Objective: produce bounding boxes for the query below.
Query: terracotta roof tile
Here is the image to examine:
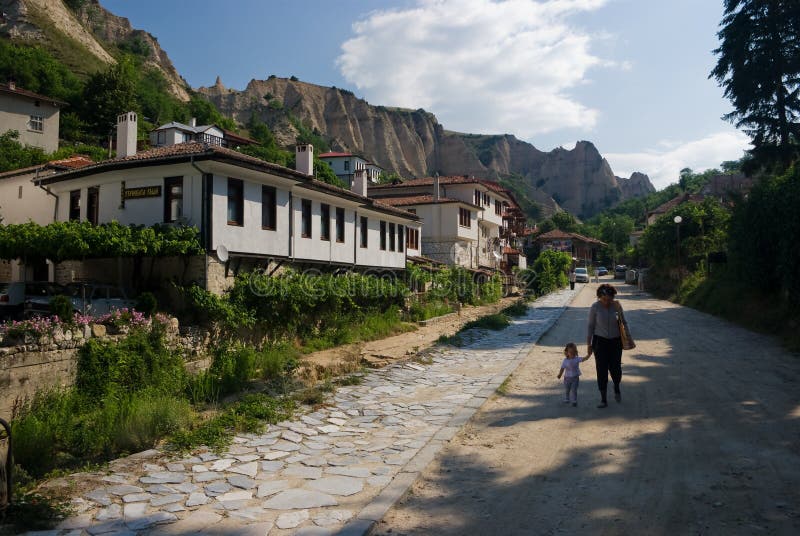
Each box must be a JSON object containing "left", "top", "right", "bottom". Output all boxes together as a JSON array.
[
  {"left": 376, "top": 194, "right": 476, "bottom": 207},
  {"left": 0, "top": 83, "right": 67, "bottom": 106}
]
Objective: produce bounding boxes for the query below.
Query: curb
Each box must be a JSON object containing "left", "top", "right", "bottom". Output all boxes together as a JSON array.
[{"left": 336, "top": 290, "right": 577, "bottom": 535}]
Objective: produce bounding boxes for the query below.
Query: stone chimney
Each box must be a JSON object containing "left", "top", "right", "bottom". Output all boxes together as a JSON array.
[
  {"left": 433, "top": 173, "right": 440, "bottom": 201},
  {"left": 295, "top": 144, "right": 314, "bottom": 176},
  {"left": 189, "top": 117, "right": 197, "bottom": 127},
  {"left": 116, "top": 111, "right": 138, "bottom": 159},
  {"left": 352, "top": 169, "right": 368, "bottom": 197}
]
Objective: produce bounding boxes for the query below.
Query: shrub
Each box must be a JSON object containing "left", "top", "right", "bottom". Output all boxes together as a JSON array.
[
  {"left": 113, "top": 391, "right": 192, "bottom": 453},
  {"left": 136, "top": 291, "right": 158, "bottom": 316},
  {"left": 49, "top": 295, "right": 75, "bottom": 324}
]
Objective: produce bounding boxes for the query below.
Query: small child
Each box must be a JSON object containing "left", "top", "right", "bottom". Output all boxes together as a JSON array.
[{"left": 557, "top": 342, "right": 591, "bottom": 406}]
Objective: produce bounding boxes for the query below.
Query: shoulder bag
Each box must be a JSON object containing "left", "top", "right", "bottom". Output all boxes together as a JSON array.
[{"left": 615, "top": 301, "right": 635, "bottom": 350}]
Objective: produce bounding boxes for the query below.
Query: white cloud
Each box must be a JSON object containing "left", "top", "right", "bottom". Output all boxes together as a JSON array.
[
  {"left": 605, "top": 130, "right": 752, "bottom": 190},
  {"left": 337, "top": 0, "right": 610, "bottom": 138}
]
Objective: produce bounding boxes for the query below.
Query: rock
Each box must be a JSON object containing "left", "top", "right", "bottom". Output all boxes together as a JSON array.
[
  {"left": 186, "top": 492, "right": 210, "bottom": 506},
  {"left": 95, "top": 503, "right": 122, "bottom": 521},
  {"left": 108, "top": 484, "right": 144, "bottom": 496},
  {"left": 228, "top": 461, "right": 258, "bottom": 478},
  {"left": 256, "top": 480, "right": 291, "bottom": 498},
  {"left": 91, "top": 324, "right": 107, "bottom": 338},
  {"left": 263, "top": 489, "right": 338, "bottom": 509},
  {"left": 313, "top": 509, "right": 353, "bottom": 526},
  {"left": 276, "top": 509, "right": 310, "bottom": 529},
  {"left": 283, "top": 466, "right": 323, "bottom": 479},
  {"left": 306, "top": 476, "right": 364, "bottom": 496},
  {"left": 227, "top": 475, "right": 257, "bottom": 489}
]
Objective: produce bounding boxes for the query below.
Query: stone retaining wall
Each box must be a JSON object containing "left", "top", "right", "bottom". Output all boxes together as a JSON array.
[{"left": 0, "top": 320, "right": 210, "bottom": 418}]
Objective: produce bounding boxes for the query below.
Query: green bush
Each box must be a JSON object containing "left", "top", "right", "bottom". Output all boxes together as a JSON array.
[
  {"left": 136, "top": 291, "right": 158, "bottom": 316},
  {"left": 461, "top": 313, "right": 510, "bottom": 332},
  {"left": 50, "top": 295, "right": 75, "bottom": 324},
  {"left": 407, "top": 298, "right": 452, "bottom": 321},
  {"left": 113, "top": 392, "right": 192, "bottom": 453}
]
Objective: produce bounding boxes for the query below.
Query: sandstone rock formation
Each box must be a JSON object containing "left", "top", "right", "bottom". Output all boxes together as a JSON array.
[
  {"left": 0, "top": 0, "right": 189, "bottom": 100},
  {"left": 198, "top": 77, "right": 654, "bottom": 218}
]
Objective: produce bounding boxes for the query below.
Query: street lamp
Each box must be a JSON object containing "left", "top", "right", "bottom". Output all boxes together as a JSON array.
[{"left": 673, "top": 215, "right": 682, "bottom": 283}]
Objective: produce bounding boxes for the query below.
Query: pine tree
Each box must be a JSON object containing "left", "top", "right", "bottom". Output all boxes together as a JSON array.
[{"left": 710, "top": 0, "right": 800, "bottom": 169}]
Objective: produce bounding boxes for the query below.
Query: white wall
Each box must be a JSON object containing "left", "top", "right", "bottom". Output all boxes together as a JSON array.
[{"left": 0, "top": 171, "right": 56, "bottom": 224}]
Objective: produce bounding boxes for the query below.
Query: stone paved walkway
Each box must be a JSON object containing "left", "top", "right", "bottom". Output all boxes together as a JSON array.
[{"left": 29, "top": 288, "right": 577, "bottom": 536}]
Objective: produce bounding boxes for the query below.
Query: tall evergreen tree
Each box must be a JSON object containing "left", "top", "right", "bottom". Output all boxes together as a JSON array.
[{"left": 710, "top": 0, "right": 800, "bottom": 169}]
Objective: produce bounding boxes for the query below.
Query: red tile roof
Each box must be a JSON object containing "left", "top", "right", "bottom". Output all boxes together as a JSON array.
[
  {"left": 0, "top": 83, "right": 67, "bottom": 106},
  {"left": 376, "top": 194, "right": 481, "bottom": 209},
  {"left": 536, "top": 229, "right": 607, "bottom": 247},
  {"left": 318, "top": 152, "right": 354, "bottom": 158},
  {"left": 648, "top": 193, "right": 705, "bottom": 217},
  {"left": 371, "top": 175, "right": 520, "bottom": 208},
  {"left": 48, "top": 155, "right": 95, "bottom": 170}
]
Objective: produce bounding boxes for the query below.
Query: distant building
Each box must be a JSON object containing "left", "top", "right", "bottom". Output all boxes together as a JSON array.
[
  {"left": 369, "top": 175, "right": 529, "bottom": 271},
  {"left": 535, "top": 229, "right": 606, "bottom": 266},
  {"left": 646, "top": 193, "right": 706, "bottom": 226},
  {"left": 0, "top": 81, "right": 65, "bottom": 153},
  {"left": 150, "top": 119, "right": 256, "bottom": 149},
  {"left": 318, "top": 152, "right": 382, "bottom": 187},
  {"left": 699, "top": 172, "right": 754, "bottom": 201}
]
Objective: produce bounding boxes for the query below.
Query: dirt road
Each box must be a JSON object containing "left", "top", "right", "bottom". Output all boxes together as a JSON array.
[{"left": 376, "top": 282, "right": 800, "bottom": 535}]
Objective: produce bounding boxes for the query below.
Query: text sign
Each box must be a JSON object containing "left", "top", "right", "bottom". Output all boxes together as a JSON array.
[{"left": 123, "top": 186, "right": 162, "bottom": 200}]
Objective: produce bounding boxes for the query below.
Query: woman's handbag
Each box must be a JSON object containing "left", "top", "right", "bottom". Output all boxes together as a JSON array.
[{"left": 615, "top": 302, "right": 636, "bottom": 350}]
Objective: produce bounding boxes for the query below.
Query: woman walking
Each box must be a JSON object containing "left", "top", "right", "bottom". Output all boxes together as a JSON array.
[{"left": 586, "top": 284, "right": 630, "bottom": 408}]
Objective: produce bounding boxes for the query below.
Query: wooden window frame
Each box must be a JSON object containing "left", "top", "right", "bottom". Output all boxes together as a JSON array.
[
  {"left": 459, "top": 207, "right": 471, "bottom": 228},
  {"left": 164, "top": 176, "right": 183, "bottom": 223},
  {"left": 320, "top": 203, "right": 331, "bottom": 241},
  {"left": 301, "top": 199, "right": 312, "bottom": 238},
  {"left": 227, "top": 178, "right": 244, "bottom": 226},
  {"left": 360, "top": 216, "right": 368, "bottom": 248},
  {"left": 336, "top": 207, "right": 345, "bottom": 243},
  {"left": 380, "top": 221, "right": 387, "bottom": 251},
  {"left": 261, "top": 185, "right": 277, "bottom": 230}
]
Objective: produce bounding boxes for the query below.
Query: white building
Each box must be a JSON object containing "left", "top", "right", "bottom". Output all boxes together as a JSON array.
[
  {"left": 370, "top": 175, "right": 525, "bottom": 270},
  {"left": 35, "top": 116, "right": 421, "bottom": 292},
  {"left": 318, "top": 152, "right": 382, "bottom": 187},
  {"left": 0, "top": 82, "right": 65, "bottom": 153},
  {"left": 150, "top": 119, "right": 256, "bottom": 149}
]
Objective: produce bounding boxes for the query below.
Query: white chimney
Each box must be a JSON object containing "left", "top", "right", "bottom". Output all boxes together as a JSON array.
[
  {"left": 352, "top": 169, "right": 368, "bottom": 197},
  {"left": 116, "top": 111, "right": 137, "bottom": 159},
  {"left": 190, "top": 117, "right": 197, "bottom": 127},
  {"left": 433, "top": 173, "right": 440, "bottom": 201},
  {"left": 295, "top": 144, "right": 313, "bottom": 176}
]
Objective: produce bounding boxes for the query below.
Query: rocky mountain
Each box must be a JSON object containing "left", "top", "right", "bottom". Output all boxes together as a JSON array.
[
  {"left": 198, "top": 76, "right": 654, "bottom": 218},
  {"left": 0, "top": 0, "right": 189, "bottom": 100}
]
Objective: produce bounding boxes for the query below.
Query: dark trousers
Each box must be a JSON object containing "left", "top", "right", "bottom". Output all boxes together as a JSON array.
[
  {"left": 593, "top": 335, "right": 622, "bottom": 399},
  {"left": 570, "top": 281, "right": 575, "bottom": 290}
]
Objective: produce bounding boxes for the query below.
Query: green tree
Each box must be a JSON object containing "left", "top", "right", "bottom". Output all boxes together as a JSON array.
[
  {"left": 0, "top": 131, "right": 48, "bottom": 172},
  {"left": 549, "top": 211, "right": 578, "bottom": 232},
  {"left": 711, "top": 0, "right": 800, "bottom": 169},
  {"left": 82, "top": 58, "right": 139, "bottom": 136}
]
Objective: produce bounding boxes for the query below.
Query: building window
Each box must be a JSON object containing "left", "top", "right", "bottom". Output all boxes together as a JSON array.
[
  {"left": 344, "top": 160, "right": 350, "bottom": 171},
  {"left": 406, "top": 228, "right": 419, "bottom": 250},
  {"left": 459, "top": 207, "right": 471, "bottom": 228},
  {"left": 360, "top": 216, "right": 368, "bottom": 248},
  {"left": 389, "top": 223, "right": 396, "bottom": 251},
  {"left": 87, "top": 187, "right": 99, "bottom": 225},
  {"left": 380, "top": 221, "right": 387, "bottom": 250},
  {"left": 157, "top": 131, "right": 166, "bottom": 145},
  {"left": 336, "top": 207, "right": 345, "bottom": 242},
  {"left": 320, "top": 203, "right": 330, "bottom": 241},
  {"left": 398, "top": 225, "right": 404, "bottom": 252},
  {"left": 301, "top": 199, "right": 312, "bottom": 238},
  {"left": 227, "top": 178, "right": 244, "bottom": 226},
  {"left": 495, "top": 200, "right": 502, "bottom": 215},
  {"left": 484, "top": 193, "right": 490, "bottom": 205},
  {"left": 262, "top": 186, "right": 277, "bottom": 230},
  {"left": 28, "top": 115, "right": 43, "bottom": 132},
  {"left": 164, "top": 176, "right": 183, "bottom": 223},
  {"left": 474, "top": 189, "right": 481, "bottom": 206},
  {"left": 69, "top": 190, "right": 81, "bottom": 221}
]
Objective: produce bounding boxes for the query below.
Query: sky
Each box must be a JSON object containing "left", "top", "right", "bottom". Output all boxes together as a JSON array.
[{"left": 103, "top": 0, "right": 751, "bottom": 190}]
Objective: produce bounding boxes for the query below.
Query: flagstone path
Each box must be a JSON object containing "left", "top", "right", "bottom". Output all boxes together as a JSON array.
[{"left": 28, "top": 288, "right": 578, "bottom": 536}]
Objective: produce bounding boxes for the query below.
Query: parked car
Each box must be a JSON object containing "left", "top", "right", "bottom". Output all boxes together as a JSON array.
[
  {"left": 0, "top": 281, "right": 79, "bottom": 319},
  {"left": 66, "top": 282, "right": 136, "bottom": 316},
  {"left": 596, "top": 266, "right": 608, "bottom": 276},
  {"left": 614, "top": 265, "right": 627, "bottom": 279},
  {"left": 574, "top": 267, "right": 590, "bottom": 283}
]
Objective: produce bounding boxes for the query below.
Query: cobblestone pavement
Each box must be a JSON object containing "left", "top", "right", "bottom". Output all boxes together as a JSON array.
[{"left": 30, "top": 288, "right": 578, "bottom": 536}]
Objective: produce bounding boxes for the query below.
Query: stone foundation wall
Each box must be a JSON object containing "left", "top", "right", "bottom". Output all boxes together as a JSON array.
[
  {"left": 422, "top": 240, "right": 479, "bottom": 268},
  {"left": 55, "top": 255, "right": 208, "bottom": 289}
]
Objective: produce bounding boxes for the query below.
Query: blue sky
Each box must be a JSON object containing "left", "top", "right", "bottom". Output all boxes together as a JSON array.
[{"left": 103, "top": 0, "right": 750, "bottom": 189}]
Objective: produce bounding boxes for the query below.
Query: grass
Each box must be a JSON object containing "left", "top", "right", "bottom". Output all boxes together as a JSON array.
[
  {"left": 502, "top": 300, "right": 529, "bottom": 317},
  {"left": 436, "top": 333, "right": 464, "bottom": 347},
  {"left": 461, "top": 313, "right": 511, "bottom": 332},
  {"left": 407, "top": 299, "right": 454, "bottom": 322},
  {"left": 496, "top": 375, "right": 512, "bottom": 395},
  {"left": 300, "top": 308, "right": 416, "bottom": 354},
  {"left": 0, "top": 491, "right": 74, "bottom": 534}
]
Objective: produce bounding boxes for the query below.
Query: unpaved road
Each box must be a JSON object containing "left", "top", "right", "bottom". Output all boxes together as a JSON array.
[{"left": 375, "top": 282, "right": 800, "bottom": 536}]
